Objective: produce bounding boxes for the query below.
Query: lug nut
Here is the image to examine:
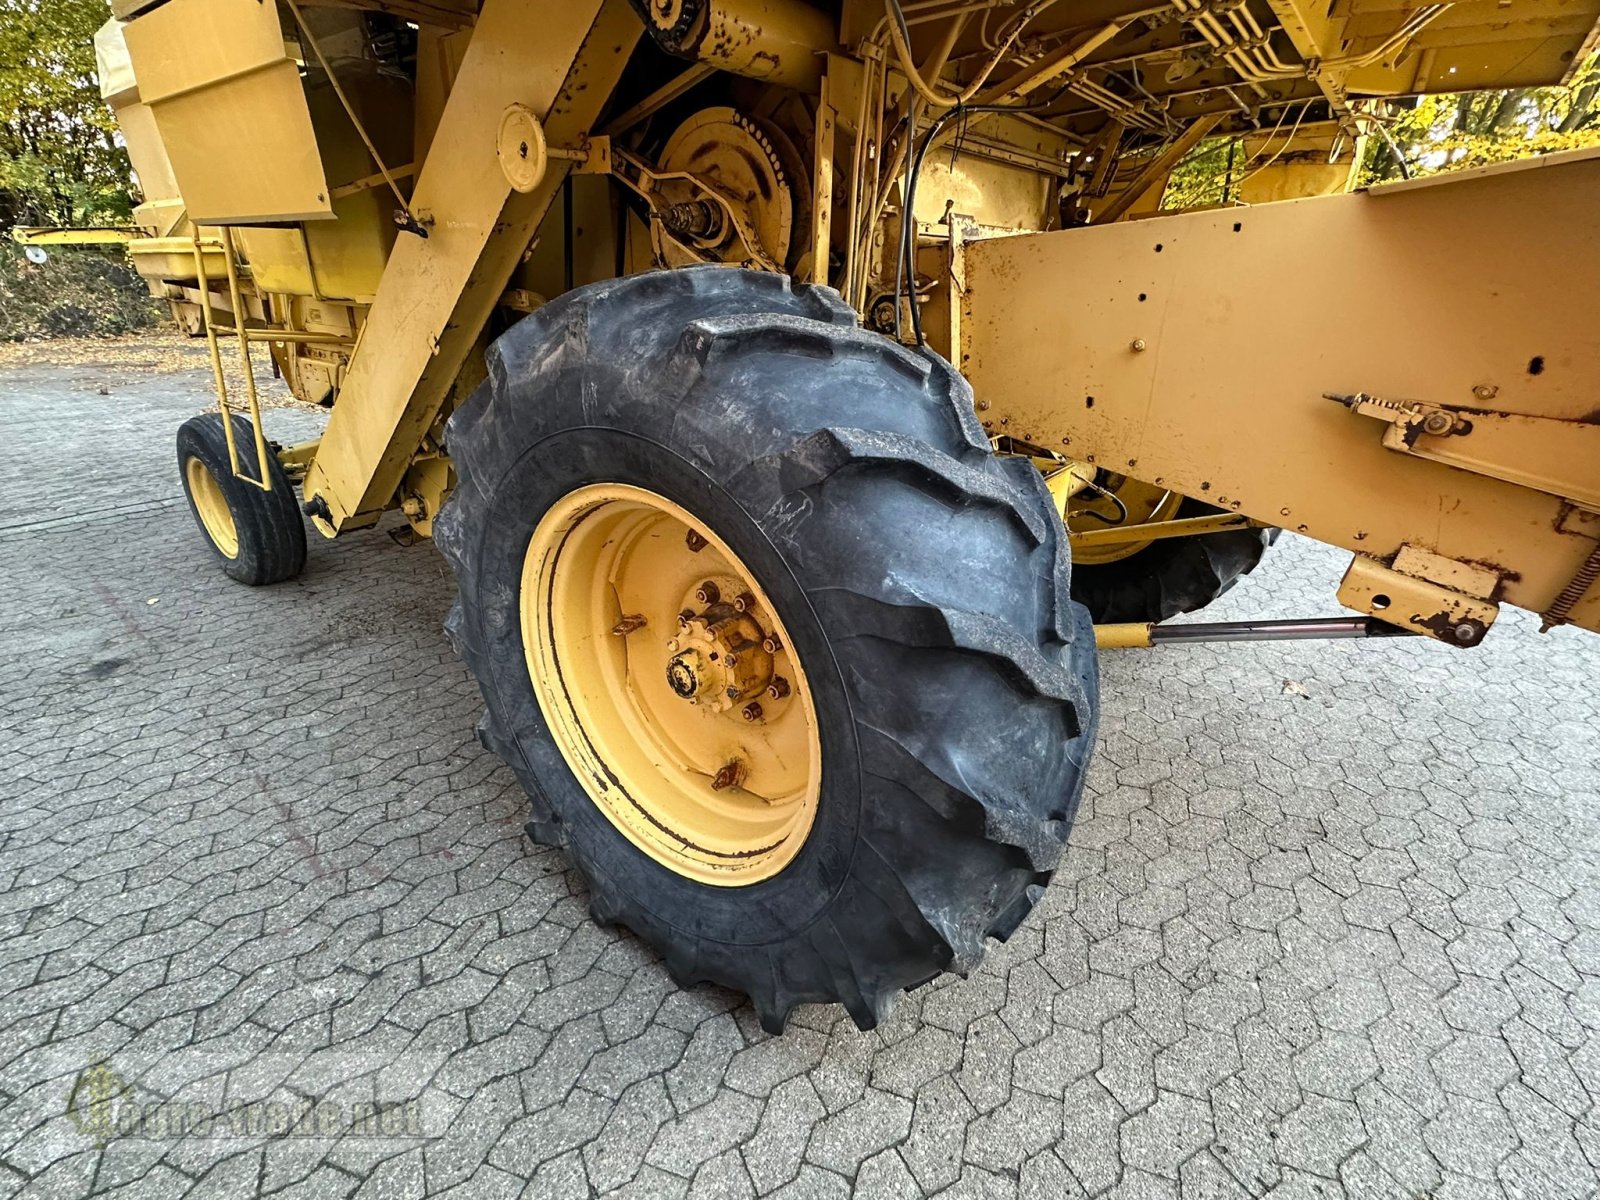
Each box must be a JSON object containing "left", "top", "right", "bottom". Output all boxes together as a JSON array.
[
  {"left": 695, "top": 581, "right": 721, "bottom": 605},
  {"left": 766, "top": 677, "right": 790, "bottom": 700},
  {"left": 742, "top": 702, "right": 763, "bottom": 722},
  {"left": 685, "top": 529, "right": 707, "bottom": 552},
  {"left": 761, "top": 635, "right": 782, "bottom": 654},
  {"left": 733, "top": 591, "right": 757, "bottom": 613},
  {"left": 711, "top": 759, "right": 746, "bottom": 790},
  {"left": 677, "top": 609, "right": 694, "bottom": 628}
]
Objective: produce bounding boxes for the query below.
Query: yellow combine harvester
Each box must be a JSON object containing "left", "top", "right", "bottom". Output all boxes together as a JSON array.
[{"left": 89, "top": 0, "right": 1598, "bottom": 1030}]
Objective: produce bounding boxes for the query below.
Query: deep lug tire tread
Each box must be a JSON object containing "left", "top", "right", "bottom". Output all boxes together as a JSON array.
[{"left": 435, "top": 267, "right": 1098, "bottom": 1033}]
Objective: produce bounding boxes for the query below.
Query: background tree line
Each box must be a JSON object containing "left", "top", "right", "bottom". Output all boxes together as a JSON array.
[
  {"left": 1, "top": 0, "right": 150, "bottom": 338},
  {"left": 1, "top": 0, "right": 132, "bottom": 228},
  {"left": 1162, "top": 53, "right": 1598, "bottom": 209}
]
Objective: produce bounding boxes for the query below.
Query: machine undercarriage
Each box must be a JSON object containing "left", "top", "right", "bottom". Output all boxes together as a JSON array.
[{"left": 45, "top": 0, "right": 1600, "bottom": 1027}]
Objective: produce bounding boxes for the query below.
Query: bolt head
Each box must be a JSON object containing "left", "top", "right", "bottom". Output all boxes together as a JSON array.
[
  {"left": 1454, "top": 622, "right": 1480, "bottom": 643},
  {"left": 761, "top": 636, "right": 782, "bottom": 654},
  {"left": 742, "top": 702, "right": 763, "bottom": 722},
  {"left": 766, "top": 676, "right": 790, "bottom": 700},
  {"left": 733, "top": 591, "right": 756, "bottom": 613},
  {"left": 695, "top": 581, "right": 720, "bottom": 605},
  {"left": 685, "top": 529, "right": 707, "bottom": 552},
  {"left": 1130, "top": 338, "right": 1147, "bottom": 352},
  {"left": 710, "top": 759, "right": 746, "bottom": 791}
]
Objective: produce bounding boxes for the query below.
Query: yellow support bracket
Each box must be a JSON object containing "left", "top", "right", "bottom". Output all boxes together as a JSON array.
[
  {"left": 1069, "top": 511, "right": 1263, "bottom": 549},
  {"left": 190, "top": 227, "right": 273, "bottom": 493},
  {"left": 11, "top": 227, "right": 137, "bottom": 247}
]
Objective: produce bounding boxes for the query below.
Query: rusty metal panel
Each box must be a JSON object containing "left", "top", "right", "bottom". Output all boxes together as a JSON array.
[
  {"left": 123, "top": 0, "right": 334, "bottom": 224},
  {"left": 960, "top": 150, "right": 1600, "bottom": 632}
]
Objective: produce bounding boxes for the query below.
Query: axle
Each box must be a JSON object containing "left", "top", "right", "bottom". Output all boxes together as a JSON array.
[{"left": 1096, "top": 617, "right": 1420, "bottom": 649}]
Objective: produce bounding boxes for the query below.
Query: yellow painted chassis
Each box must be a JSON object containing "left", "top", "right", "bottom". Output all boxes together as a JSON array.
[{"left": 102, "top": 0, "right": 1600, "bottom": 643}]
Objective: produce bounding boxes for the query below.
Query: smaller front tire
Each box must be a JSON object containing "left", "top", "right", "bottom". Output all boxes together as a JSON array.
[
  {"left": 1070, "top": 497, "right": 1276, "bottom": 624},
  {"left": 176, "top": 413, "right": 307, "bottom": 585}
]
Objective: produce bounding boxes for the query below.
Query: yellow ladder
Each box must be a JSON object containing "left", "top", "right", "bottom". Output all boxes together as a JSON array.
[{"left": 190, "top": 226, "right": 274, "bottom": 491}]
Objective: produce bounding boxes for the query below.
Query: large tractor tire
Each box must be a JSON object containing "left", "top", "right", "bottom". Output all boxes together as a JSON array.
[
  {"left": 176, "top": 412, "right": 307, "bottom": 586},
  {"left": 1070, "top": 497, "right": 1276, "bottom": 624},
  {"left": 434, "top": 268, "right": 1098, "bottom": 1033}
]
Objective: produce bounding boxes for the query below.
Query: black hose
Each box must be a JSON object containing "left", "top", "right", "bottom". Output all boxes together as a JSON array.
[{"left": 900, "top": 103, "right": 1041, "bottom": 348}]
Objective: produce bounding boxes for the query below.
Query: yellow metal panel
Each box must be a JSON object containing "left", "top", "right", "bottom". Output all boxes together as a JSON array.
[
  {"left": 235, "top": 194, "right": 394, "bottom": 303},
  {"left": 1338, "top": 557, "right": 1499, "bottom": 645},
  {"left": 113, "top": 102, "right": 182, "bottom": 209},
  {"left": 961, "top": 152, "right": 1600, "bottom": 633},
  {"left": 127, "top": 236, "right": 228, "bottom": 283},
  {"left": 302, "top": 0, "right": 639, "bottom": 526},
  {"left": 123, "top": 0, "right": 333, "bottom": 224}
]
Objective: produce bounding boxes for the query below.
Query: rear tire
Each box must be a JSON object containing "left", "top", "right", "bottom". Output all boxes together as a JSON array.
[
  {"left": 1070, "top": 498, "right": 1276, "bottom": 624},
  {"left": 176, "top": 413, "right": 307, "bottom": 586},
  {"left": 435, "top": 268, "right": 1099, "bottom": 1032}
]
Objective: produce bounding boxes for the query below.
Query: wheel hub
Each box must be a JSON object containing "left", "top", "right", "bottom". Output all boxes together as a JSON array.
[
  {"left": 520, "top": 484, "right": 821, "bottom": 886},
  {"left": 664, "top": 603, "right": 774, "bottom": 712},
  {"left": 665, "top": 649, "right": 706, "bottom": 700}
]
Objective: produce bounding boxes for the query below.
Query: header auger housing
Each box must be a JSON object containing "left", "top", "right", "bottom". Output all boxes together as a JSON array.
[{"left": 92, "top": 0, "right": 1600, "bottom": 1027}]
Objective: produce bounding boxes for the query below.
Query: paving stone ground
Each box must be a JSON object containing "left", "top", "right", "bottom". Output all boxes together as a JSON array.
[{"left": 2, "top": 342, "right": 1598, "bottom": 1200}]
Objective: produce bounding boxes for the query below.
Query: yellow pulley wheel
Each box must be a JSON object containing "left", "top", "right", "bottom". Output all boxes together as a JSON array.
[
  {"left": 521, "top": 484, "right": 821, "bottom": 886},
  {"left": 497, "top": 104, "right": 549, "bottom": 194}
]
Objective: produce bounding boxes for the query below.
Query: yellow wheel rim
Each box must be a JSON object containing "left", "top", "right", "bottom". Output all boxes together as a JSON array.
[
  {"left": 521, "top": 484, "right": 822, "bottom": 886},
  {"left": 1060, "top": 471, "right": 1184, "bottom": 565},
  {"left": 185, "top": 456, "right": 239, "bottom": 559}
]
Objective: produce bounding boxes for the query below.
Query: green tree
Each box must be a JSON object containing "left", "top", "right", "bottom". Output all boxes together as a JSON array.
[
  {"left": 1362, "top": 54, "right": 1600, "bottom": 182},
  {"left": 0, "top": 0, "right": 134, "bottom": 228},
  {"left": 1159, "top": 52, "right": 1599, "bottom": 208}
]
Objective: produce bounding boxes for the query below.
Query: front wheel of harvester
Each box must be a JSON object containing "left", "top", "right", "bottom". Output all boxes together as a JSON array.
[
  {"left": 1069, "top": 496, "right": 1277, "bottom": 624},
  {"left": 434, "top": 268, "right": 1099, "bottom": 1033},
  {"left": 176, "top": 413, "right": 307, "bottom": 585}
]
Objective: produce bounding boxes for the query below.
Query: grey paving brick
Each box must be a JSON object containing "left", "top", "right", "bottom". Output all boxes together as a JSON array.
[
  {"left": 2, "top": 349, "right": 1597, "bottom": 1200},
  {"left": 738, "top": 1074, "right": 825, "bottom": 1195},
  {"left": 804, "top": 1089, "right": 911, "bottom": 1176},
  {"left": 647, "top": 1087, "right": 763, "bottom": 1177},
  {"left": 1120, "top": 1089, "right": 1213, "bottom": 1179},
  {"left": 1273, "top": 1095, "right": 1366, "bottom": 1180}
]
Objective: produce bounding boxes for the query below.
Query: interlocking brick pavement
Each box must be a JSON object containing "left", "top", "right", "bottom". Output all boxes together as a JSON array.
[{"left": 1, "top": 343, "right": 1597, "bottom": 1199}]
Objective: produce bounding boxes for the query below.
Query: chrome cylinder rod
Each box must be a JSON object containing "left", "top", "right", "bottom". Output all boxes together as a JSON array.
[{"left": 1150, "top": 617, "right": 1415, "bottom": 644}]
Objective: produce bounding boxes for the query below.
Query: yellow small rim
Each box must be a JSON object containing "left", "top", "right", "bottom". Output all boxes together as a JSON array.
[
  {"left": 521, "top": 484, "right": 822, "bottom": 886},
  {"left": 185, "top": 456, "right": 239, "bottom": 559},
  {"left": 1062, "top": 472, "right": 1184, "bottom": 564}
]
